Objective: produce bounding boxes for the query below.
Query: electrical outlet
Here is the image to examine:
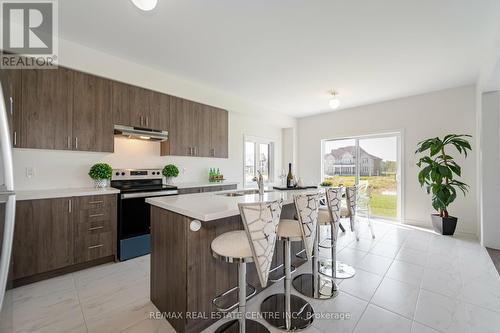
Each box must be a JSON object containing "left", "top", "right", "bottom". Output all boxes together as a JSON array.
[{"left": 26, "top": 167, "right": 35, "bottom": 178}]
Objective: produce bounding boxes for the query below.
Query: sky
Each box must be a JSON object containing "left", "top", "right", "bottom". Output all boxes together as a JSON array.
[{"left": 324, "top": 136, "right": 397, "bottom": 162}]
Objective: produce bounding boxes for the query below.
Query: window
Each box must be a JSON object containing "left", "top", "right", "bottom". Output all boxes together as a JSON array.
[
  {"left": 321, "top": 134, "right": 401, "bottom": 220},
  {"left": 244, "top": 136, "right": 274, "bottom": 186}
]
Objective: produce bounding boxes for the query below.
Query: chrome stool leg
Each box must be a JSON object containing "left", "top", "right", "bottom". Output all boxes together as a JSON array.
[
  {"left": 293, "top": 225, "right": 338, "bottom": 299},
  {"left": 261, "top": 240, "right": 314, "bottom": 330},
  {"left": 215, "top": 263, "right": 269, "bottom": 333},
  {"left": 319, "top": 221, "right": 355, "bottom": 280}
]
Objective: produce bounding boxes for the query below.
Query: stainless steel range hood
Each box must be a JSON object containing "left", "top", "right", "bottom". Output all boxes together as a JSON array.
[{"left": 113, "top": 125, "right": 168, "bottom": 142}]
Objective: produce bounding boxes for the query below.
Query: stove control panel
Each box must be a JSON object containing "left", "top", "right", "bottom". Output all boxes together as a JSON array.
[{"left": 112, "top": 169, "right": 163, "bottom": 180}]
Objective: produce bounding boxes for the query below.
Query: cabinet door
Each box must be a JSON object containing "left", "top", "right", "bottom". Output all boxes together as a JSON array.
[
  {"left": 73, "top": 72, "right": 113, "bottom": 152},
  {"left": 149, "top": 91, "right": 169, "bottom": 131},
  {"left": 111, "top": 81, "right": 131, "bottom": 127},
  {"left": 0, "top": 69, "right": 22, "bottom": 148},
  {"left": 210, "top": 107, "right": 228, "bottom": 158},
  {"left": 129, "top": 86, "right": 151, "bottom": 128},
  {"left": 13, "top": 198, "right": 74, "bottom": 279},
  {"left": 169, "top": 96, "right": 194, "bottom": 156},
  {"left": 21, "top": 68, "right": 73, "bottom": 150},
  {"left": 192, "top": 104, "right": 211, "bottom": 157}
]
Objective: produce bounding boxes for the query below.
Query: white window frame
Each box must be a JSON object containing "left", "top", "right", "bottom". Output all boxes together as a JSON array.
[{"left": 243, "top": 135, "right": 275, "bottom": 188}]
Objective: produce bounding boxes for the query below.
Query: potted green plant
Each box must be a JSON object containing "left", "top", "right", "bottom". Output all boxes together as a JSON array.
[
  {"left": 88, "top": 163, "right": 113, "bottom": 188},
  {"left": 162, "top": 164, "right": 179, "bottom": 184},
  {"left": 415, "top": 134, "right": 472, "bottom": 235}
]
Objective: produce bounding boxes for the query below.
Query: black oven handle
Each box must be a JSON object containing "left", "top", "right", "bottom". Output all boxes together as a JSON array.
[{"left": 121, "top": 190, "right": 178, "bottom": 199}]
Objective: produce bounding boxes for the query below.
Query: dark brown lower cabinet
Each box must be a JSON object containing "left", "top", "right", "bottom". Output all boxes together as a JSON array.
[
  {"left": 13, "top": 198, "right": 74, "bottom": 280},
  {"left": 12, "top": 194, "right": 117, "bottom": 285}
]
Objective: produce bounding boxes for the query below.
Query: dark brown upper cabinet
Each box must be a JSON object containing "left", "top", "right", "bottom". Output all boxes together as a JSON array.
[
  {"left": 111, "top": 81, "right": 131, "bottom": 127},
  {"left": 0, "top": 68, "right": 22, "bottom": 148},
  {"left": 21, "top": 68, "right": 73, "bottom": 150},
  {"left": 162, "top": 97, "right": 228, "bottom": 158},
  {"left": 129, "top": 86, "right": 151, "bottom": 128},
  {"left": 73, "top": 72, "right": 113, "bottom": 152},
  {"left": 112, "top": 83, "right": 169, "bottom": 131},
  {"left": 149, "top": 90, "right": 170, "bottom": 131},
  {"left": 209, "top": 106, "right": 229, "bottom": 158},
  {"left": 167, "top": 96, "right": 193, "bottom": 156}
]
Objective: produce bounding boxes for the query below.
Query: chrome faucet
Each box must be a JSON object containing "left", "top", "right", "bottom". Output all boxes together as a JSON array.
[{"left": 252, "top": 171, "right": 264, "bottom": 195}]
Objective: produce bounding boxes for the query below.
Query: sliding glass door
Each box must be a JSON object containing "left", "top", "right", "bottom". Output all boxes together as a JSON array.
[{"left": 322, "top": 133, "right": 402, "bottom": 221}]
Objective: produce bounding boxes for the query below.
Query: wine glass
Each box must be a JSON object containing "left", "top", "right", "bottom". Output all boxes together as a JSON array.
[{"left": 279, "top": 169, "right": 287, "bottom": 186}]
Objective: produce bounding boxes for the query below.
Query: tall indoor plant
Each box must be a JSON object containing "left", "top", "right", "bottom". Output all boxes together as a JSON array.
[{"left": 415, "top": 134, "right": 471, "bottom": 235}]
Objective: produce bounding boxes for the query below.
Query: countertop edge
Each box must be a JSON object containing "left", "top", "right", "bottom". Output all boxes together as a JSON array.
[{"left": 16, "top": 188, "right": 120, "bottom": 201}]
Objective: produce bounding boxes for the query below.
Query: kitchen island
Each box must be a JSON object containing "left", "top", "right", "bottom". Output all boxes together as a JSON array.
[{"left": 146, "top": 188, "right": 320, "bottom": 333}]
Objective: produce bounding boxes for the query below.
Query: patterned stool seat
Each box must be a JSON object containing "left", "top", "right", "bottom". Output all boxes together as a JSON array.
[
  {"left": 211, "top": 230, "right": 253, "bottom": 263},
  {"left": 277, "top": 219, "right": 302, "bottom": 241},
  {"left": 318, "top": 207, "right": 332, "bottom": 225}
]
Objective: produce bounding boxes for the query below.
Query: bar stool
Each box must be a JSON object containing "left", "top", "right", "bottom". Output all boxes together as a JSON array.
[
  {"left": 341, "top": 185, "right": 375, "bottom": 241},
  {"left": 261, "top": 193, "right": 319, "bottom": 331},
  {"left": 318, "top": 187, "right": 356, "bottom": 280},
  {"left": 211, "top": 199, "right": 283, "bottom": 333}
]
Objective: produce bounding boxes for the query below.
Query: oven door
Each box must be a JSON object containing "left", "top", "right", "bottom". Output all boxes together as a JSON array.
[{"left": 118, "top": 190, "right": 177, "bottom": 261}]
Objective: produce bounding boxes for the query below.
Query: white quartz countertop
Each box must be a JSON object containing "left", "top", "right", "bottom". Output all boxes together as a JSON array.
[
  {"left": 175, "top": 181, "right": 239, "bottom": 189},
  {"left": 146, "top": 188, "right": 321, "bottom": 221},
  {"left": 16, "top": 187, "right": 120, "bottom": 201}
]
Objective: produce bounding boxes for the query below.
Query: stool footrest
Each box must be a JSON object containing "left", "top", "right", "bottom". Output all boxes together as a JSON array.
[
  {"left": 318, "top": 237, "right": 334, "bottom": 249},
  {"left": 268, "top": 264, "right": 297, "bottom": 283},
  {"left": 295, "top": 249, "right": 308, "bottom": 260},
  {"left": 212, "top": 283, "right": 257, "bottom": 312}
]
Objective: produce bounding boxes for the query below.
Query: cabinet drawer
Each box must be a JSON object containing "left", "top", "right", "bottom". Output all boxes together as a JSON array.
[
  {"left": 76, "top": 218, "right": 114, "bottom": 234},
  {"left": 74, "top": 230, "right": 114, "bottom": 263},
  {"left": 77, "top": 194, "right": 116, "bottom": 210}
]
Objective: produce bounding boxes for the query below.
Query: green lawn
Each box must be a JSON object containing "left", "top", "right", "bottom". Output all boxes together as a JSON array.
[{"left": 324, "top": 175, "right": 397, "bottom": 218}]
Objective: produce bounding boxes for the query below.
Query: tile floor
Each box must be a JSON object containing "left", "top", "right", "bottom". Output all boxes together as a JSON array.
[{"left": 2, "top": 219, "right": 500, "bottom": 333}]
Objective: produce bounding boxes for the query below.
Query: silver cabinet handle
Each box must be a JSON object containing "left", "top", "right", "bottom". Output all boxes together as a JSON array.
[
  {"left": 88, "top": 200, "right": 103, "bottom": 204},
  {"left": 74, "top": 137, "right": 78, "bottom": 150},
  {"left": 88, "top": 244, "right": 103, "bottom": 250},
  {"left": 67, "top": 136, "right": 71, "bottom": 149},
  {"left": 145, "top": 117, "right": 149, "bottom": 127},
  {"left": 88, "top": 226, "right": 104, "bottom": 231},
  {"left": 89, "top": 213, "right": 104, "bottom": 218},
  {"left": 9, "top": 96, "right": 13, "bottom": 115},
  {"left": 13, "top": 131, "right": 16, "bottom": 147},
  {"left": 69, "top": 199, "right": 72, "bottom": 213},
  {"left": 194, "top": 147, "right": 197, "bottom": 156}
]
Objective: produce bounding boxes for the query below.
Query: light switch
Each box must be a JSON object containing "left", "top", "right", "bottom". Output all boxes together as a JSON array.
[{"left": 26, "top": 167, "right": 35, "bottom": 178}]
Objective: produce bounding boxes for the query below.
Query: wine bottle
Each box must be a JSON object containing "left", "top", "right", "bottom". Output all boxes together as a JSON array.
[{"left": 286, "top": 163, "right": 293, "bottom": 188}]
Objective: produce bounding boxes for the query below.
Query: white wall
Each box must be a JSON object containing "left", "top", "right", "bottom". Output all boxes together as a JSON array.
[
  {"left": 297, "top": 85, "right": 478, "bottom": 235},
  {"left": 479, "top": 91, "right": 500, "bottom": 248},
  {"left": 13, "top": 39, "right": 295, "bottom": 190}
]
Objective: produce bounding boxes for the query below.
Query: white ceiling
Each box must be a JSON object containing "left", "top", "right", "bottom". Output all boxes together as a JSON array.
[{"left": 60, "top": 0, "right": 500, "bottom": 117}]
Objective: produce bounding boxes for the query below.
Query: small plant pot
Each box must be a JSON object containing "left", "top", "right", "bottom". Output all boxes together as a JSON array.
[
  {"left": 165, "top": 177, "right": 174, "bottom": 185},
  {"left": 431, "top": 214, "right": 458, "bottom": 235},
  {"left": 94, "top": 179, "right": 108, "bottom": 189}
]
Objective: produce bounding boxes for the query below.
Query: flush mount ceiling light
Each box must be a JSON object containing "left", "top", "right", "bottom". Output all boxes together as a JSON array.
[
  {"left": 131, "top": 0, "right": 158, "bottom": 11},
  {"left": 329, "top": 90, "right": 341, "bottom": 110}
]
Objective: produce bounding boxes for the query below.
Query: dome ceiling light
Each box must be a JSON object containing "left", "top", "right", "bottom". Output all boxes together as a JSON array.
[
  {"left": 131, "top": 0, "right": 158, "bottom": 11},
  {"left": 329, "top": 90, "right": 341, "bottom": 110}
]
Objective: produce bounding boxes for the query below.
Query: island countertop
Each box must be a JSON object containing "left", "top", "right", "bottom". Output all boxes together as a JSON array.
[{"left": 146, "top": 188, "right": 321, "bottom": 221}]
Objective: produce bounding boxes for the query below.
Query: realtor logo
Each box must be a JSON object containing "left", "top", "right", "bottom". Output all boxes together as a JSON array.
[{"left": 1, "top": 0, "right": 58, "bottom": 68}]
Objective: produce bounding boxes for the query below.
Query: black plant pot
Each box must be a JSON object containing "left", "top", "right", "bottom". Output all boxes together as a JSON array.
[{"left": 431, "top": 214, "right": 458, "bottom": 235}]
